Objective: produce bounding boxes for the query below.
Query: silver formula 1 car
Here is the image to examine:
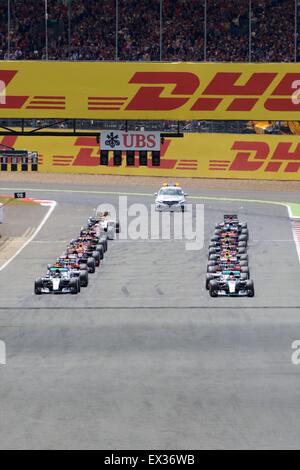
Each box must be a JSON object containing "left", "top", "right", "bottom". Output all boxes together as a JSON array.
[
  {"left": 208, "top": 272, "right": 255, "bottom": 298},
  {"left": 34, "top": 267, "right": 81, "bottom": 295}
]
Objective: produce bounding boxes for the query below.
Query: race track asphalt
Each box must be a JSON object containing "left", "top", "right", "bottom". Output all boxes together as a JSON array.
[{"left": 0, "top": 181, "right": 300, "bottom": 450}]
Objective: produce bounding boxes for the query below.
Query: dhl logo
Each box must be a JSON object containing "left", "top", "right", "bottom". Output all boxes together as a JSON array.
[
  {"left": 210, "top": 141, "right": 300, "bottom": 173},
  {"left": 0, "top": 71, "right": 66, "bottom": 110},
  {"left": 1, "top": 69, "right": 300, "bottom": 114},
  {"left": 122, "top": 72, "right": 300, "bottom": 113}
]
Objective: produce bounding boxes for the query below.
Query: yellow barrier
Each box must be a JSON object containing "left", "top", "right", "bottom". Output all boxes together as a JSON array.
[
  {"left": 2, "top": 132, "right": 300, "bottom": 180},
  {"left": 1, "top": 61, "right": 300, "bottom": 120}
]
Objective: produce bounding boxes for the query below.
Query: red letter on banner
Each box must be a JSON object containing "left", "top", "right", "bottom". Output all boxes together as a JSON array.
[
  {"left": 229, "top": 141, "right": 269, "bottom": 171},
  {"left": 126, "top": 72, "right": 199, "bottom": 111}
]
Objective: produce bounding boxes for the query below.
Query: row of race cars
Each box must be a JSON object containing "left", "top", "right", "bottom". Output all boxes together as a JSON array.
[
  {"left": 206, "top": 215, "right": 255, "bottom": 297},
  {"left": 33, "top": 180, "right": 254, "bottom": 299},
  {"left": 34, "top": 212, "right": 120, "bottom": 295}
]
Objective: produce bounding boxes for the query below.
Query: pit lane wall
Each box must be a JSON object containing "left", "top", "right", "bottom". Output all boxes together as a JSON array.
[{"left": 1, "top": 133, "right": 300, "bottom": 180}]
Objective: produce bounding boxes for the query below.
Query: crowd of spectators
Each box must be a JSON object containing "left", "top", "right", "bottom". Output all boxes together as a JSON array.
[{"left": 0, "top": 0, "right": 299, "bottom": 62}]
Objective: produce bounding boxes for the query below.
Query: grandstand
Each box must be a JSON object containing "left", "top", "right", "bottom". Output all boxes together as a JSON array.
[{"left": 0, "top": 0, "right": 299, "bottom": 62}]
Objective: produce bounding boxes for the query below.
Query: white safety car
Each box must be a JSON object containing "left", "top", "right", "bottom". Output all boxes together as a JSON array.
[{"left": 155, "top": 183, "right": 187, "bottom": 212}]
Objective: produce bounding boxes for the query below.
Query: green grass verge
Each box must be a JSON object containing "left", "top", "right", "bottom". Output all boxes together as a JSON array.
[{"left": 0, "top": 195, "right": 36, "bottom": 206}]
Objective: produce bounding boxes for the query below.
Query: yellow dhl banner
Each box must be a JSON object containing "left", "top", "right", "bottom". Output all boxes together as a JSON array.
[
  {"left": 1, "top": 132, "right": 300, "bottom": 180},
  {"left": 1, "top": 61, "right": 300, "bottom": 120}
]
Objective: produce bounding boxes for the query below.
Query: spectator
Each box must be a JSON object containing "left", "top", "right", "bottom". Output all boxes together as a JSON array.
[{"left": 0, "top": 0, "right": 298, "bottom": 62}]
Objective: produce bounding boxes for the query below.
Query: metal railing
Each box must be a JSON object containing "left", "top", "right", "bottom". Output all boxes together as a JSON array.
[{"left": 0, "top": 119, "right": 251, "bottom": 134}]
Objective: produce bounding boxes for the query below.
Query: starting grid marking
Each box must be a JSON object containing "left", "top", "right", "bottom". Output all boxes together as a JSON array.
[{"left": 291, "top": 219, "right": 300, "bottom": 263}]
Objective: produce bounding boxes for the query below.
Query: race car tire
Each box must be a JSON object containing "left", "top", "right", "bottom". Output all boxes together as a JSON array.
[
  {"left": 209, "top": 255, "right": 220, "bottom": 261},
  {"left": 208, "top": 266, "right": 216, "bottom": 273},
  {"left": 209, "top": 248, "right": 216, "bottom": 256},
  {"left": 207, "top": 261, "right": 216, "bottom": 267},
  {"left": 241, "top": 223, "right": 248, "bottom": 229},
  {"left": 241, "top": 229, "right": 249, "bottom": 236},
  {"left": 107, "top": 228, "right": 115, "bottom": 240},
  {"left": 240, "top": 261, "right": 248, "bottom": 267},
  {"left": 241, "top": 266, "right": 250, "bottom": 277},
  {"left": 246, "top": 280, "right": 255, "bottom": 297},
  {"left": 239, "top": 235, "right": 247, "bottom": 242},
  {"left": 206, "top": 274, "right": 214, "bottom": 290},
  {"left": 87, "top": 257, "right": 96, "bottom": 273},
  {"left": 92, "top": 251, "right": 100, "bottom": 267},
  {"left": 98, "top": 240, "right": 107, "bottom": 253},
  {"left": 95, "top": 245, "right": 104, "bottom": 260},
  {"left": 79, "top": 264, "right": 88, "bottom": 271},
  {"left": 70, "top": 278, "right": 79, "bottom": 295},
  {"left": 239, "top": 254, "right": 248, "bottom": 261},
  {"left": 238, "top": 241, "right": 247, "bottom": 248},
  {"left": 34, "top": 279, "right": 43, "bottom": 295},
  {"left": 209, "top": 280, "right": 218, "bottom": 298},
  {"left": 238, "top": 247, "right": 246, "bottom": 254},
  {"left": 99, "top": 236, "right": 108, "bottom": 252},
  {"left": 79, "top": 271, "right": 89, "bottom": 287},
  {"left": 240, "top": 273, "right": 248, "bottom": 281}
]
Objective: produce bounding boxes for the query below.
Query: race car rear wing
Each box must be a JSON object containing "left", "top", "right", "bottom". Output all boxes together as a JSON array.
[{"left": 224, "top": 215, "right": 239, "bottom": 223}]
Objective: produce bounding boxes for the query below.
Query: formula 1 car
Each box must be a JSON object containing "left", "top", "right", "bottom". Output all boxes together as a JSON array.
[
  {"left": 209, "top": 253, "right": 248, "bottom": 263},
  {"left": 215, "top": 215, "right": 248, "bottom": 231},
  {"left": 208, "top": 272, "right": 255, "bottom": 297},
  {"left": 206, "top": 269, "right": 249, "bottom": 290},
  {"left": 207, "top": 260, "right": 249, "bottom": 275},
  {"left": 65, "top": 238, "right": 104, "bottom": 269},
  {"left": 209, "top": 245, "right": 247, "bottom": 257},
  {"left": 79, "top": 229, "right": 108, "bottom": 253},
  {"left": 87, "top": 211, "right": 120, "bottom": 240},
  {"left": 212, "top": 231, "right": 248, "bottom": 243},
  {"left": 76, "top": 237, "right": 105, "bottom": 260},
  {"left": 57, "top": 257, "right": 89, "bottom": 287},
  {"left": 209, "top": 238, "right": 247, "bottom": 249},
  {"left": 34, "top": 267, "right": 81, "bottom": 295},
  {"left": 64, "top": 249, "right": 97, "bottom": 273}
]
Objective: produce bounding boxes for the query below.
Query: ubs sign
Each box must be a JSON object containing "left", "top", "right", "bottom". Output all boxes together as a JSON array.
[{"left": 100, "top": 131, "right": 161, "bottom": 151}]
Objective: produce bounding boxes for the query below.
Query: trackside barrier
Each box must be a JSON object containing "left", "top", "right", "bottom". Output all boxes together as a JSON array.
[
  {"left": 1, "top": 62, "right": 300, "bottom": 120},
  {"left": 1, "top": 133, "right": 300, "bottom": 180}
]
